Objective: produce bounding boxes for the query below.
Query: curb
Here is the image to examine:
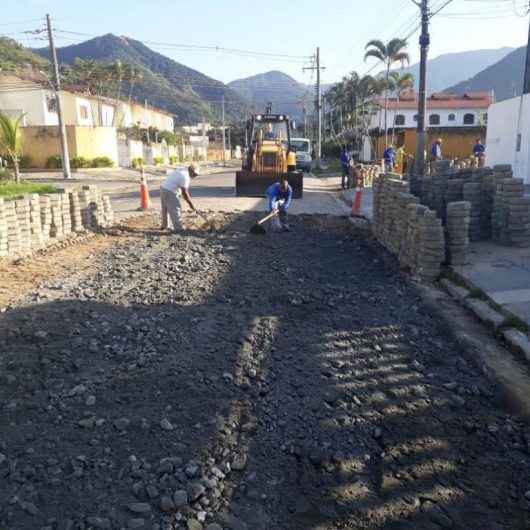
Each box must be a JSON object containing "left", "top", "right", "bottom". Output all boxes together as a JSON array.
[{"left": 440, "top": 276, "right": 530, "bottom": 363}]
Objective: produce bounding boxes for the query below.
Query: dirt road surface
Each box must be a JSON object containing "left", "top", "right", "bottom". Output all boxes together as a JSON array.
[{"left": 1, "top": 212, "right": 530, "bottom": 530}]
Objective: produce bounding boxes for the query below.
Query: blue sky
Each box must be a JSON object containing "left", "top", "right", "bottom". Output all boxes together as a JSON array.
[{"left": 3, "top": 0, "right": 529, "bottom": 84}]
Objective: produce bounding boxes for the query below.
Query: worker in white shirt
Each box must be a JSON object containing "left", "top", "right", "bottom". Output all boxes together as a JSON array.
[{"left": 160, "top": 165, "right": 198, "bottom": 231}]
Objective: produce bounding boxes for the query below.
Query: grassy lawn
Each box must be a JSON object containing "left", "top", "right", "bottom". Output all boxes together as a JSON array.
[{"left": 0, "top": 181, "right": 57, "bottom": 199}]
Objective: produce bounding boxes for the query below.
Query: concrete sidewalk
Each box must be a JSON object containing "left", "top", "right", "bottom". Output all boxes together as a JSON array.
[{"left": 456, "top": 243, "right": 530, "bottom": 325}]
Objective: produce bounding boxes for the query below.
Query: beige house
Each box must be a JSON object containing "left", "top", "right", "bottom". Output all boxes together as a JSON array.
[{"left": 0, "top": 75, "right": 174, "bottom": 132}]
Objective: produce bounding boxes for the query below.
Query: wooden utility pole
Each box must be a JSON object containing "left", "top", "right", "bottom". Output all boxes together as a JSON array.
[
  {"left": 46, "top": 14, "right": 71, "bottom": 179},
  {"left": 415, "top": 0, "right": 429, "bottom": 176}
]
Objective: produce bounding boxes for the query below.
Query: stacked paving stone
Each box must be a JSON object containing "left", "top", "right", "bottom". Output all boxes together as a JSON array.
[
  {"left": 4, "top": 201, "right": 21, "bottom": 254},
  {"left": 493, "top": 175, "right": 530, "bottom": 247},
  {"left": 49, "top": 194, "right": 65, "bottom": 239},
  {"left": 102, "top": 195, "right": 114, "bottom": 227},
  {"left": 373, "top": 173, "right": 444, "bottom": 281},
  {"left": 60, "top": 192, "right": 72, "bottom": 236},
  {"left": 28, "top": 194, "right": 44, "bottom": 249},
  {"left": 69, "top": 191, "right": 84, "bottom": 233},
  {"left": 462, "top": 182, "right": 482, "bottom": 241},
  {"left": 0, "top": 199, "right": 8, "bottom": 258},
  {"left": 39, "top": 195, "right": 52, "bottom": 242},
  {"left": 15, "top": 199, "right": 32, "bottom": 252},
  {"left": 446, "top": 201, "right": 471, "bottom": 266},
  {"left": 0, "top": 185, "right": 116, "bottom": 260},
  {"left": 416, "top": 209, "right": 445, "bottom": 281}
]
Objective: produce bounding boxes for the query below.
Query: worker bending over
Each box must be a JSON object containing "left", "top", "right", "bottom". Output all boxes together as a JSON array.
[
  {"left": 160, "top": 165, "right": 198, "bottom": 232},
  {"left": 266, "top": 177, "right": 293, "bottom": 232}
]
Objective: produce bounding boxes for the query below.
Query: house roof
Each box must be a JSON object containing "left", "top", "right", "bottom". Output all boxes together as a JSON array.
[{"left": 373, "top": 91, "right": 492, "bottom": 110}]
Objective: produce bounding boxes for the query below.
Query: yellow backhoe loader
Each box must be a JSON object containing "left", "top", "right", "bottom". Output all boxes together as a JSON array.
[{"left": 235, "top": 111, "right": 304, "bottom": 198}]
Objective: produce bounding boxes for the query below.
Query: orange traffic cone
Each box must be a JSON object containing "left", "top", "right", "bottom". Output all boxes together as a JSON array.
[
  {"left": 351, "top": 187, "right": 363, "bottom": 217},
  {"left": 139, "top": 167, "right": 151, "bottom": 210}
]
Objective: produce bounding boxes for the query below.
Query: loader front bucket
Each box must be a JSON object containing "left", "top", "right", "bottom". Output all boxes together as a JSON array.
[{"left": 235, "top": 171, "right": 303, "bottom": 198}]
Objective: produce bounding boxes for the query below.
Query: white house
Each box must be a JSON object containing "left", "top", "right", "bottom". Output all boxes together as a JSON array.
[
  {"left": 486, "top": 94, "right": 530, "bottom": 184},
  {"left": 369, "top": 91, "right": 492, "bottom": 131}
]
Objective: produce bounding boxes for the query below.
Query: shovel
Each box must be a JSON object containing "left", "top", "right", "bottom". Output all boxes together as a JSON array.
[
  {"left": 196, "top": 211, "right": 216, "bottom": 231},
  {"left": 249, "top": 210, "right": 278, "bottom": 235}
]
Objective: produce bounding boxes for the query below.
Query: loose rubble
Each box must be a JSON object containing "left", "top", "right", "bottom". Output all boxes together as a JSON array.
[{"left": 0, "top": 212, "right": 529, "bottom": 529}]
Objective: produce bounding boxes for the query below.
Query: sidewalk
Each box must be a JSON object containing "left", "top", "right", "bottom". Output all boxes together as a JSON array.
[{"left": 456, "top": 243, "right": 530, "bottom": 325}]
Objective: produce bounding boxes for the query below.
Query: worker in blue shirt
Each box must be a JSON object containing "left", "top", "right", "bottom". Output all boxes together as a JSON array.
[
  {"left": 266, "top": 177, "right": 293, "bottom": 231},
  {"left": 383, "top": 145, "right": 396, "bottom": 172},
  {"left": 340, "top": 148, "right": 352, "bottom": 189},
  {"left": 473, "top": 137, "right": 486, "bottom": 166}
]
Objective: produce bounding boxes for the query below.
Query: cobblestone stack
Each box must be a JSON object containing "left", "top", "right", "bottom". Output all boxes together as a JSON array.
[
  {"left": 15, "top": 199, "right": 32, "bottom": 252},
  {"left": 39, "top": 195, "right": 52, "bottom": 242},
  {"left": 462, "top": 182, "right": 482, "bottom": 241},
  {"left": 28, "top": 194, "right": 44, "bottom": 249},
  {"left": 446, "top": 201, "right": 471, "bottom": 266},
  {"left": 373, "top": 174, "right": 445, "bottom": 281},
  {"left": 68, "top": 191, "right": 84, "bottom": 233},
  {"left": 0, "top": 199, "right": 8, "bottom": 258},
  {"left": 493, "top": 176, "right": 530, "bottom": 247},
  {"left": 0, "top": 185, "right": 115, "bottom": 260}
]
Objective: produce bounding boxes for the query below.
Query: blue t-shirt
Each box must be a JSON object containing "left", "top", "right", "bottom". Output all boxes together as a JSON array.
[
  {"left": 384, "top": 148, "right": 395, "bottom": 163},
  {"left": 266, "top": 182, "right": 293, "bottom": 210},
  {"left": 473, "top": 143, "right": 485, "bottom": 156}
]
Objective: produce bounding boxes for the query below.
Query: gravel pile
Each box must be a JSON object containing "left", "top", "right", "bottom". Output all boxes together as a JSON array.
[{"left": 0, "top": 212, "right": 529, "bottom": 529}]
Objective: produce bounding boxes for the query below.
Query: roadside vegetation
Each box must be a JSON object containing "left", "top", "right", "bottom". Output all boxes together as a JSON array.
[{"left": 0, "top": 180, "right": 56, "bottom": 198}]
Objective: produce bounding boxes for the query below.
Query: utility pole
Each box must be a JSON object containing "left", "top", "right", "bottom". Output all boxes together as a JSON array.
[
  {"left": 221, "top": 95, "right": 226, "bottom": 167},
  {"left": 46, "top": 14, "right": 71, "bottom": 179},
  {"left": 523, "top": 1, "right": 530, "bottom": 94},
  {"left": 414, "top": 0, "right": 430, "bottom": 176},
  {"left": 303, "top": 47, "right": 326, "bottom": 168}
]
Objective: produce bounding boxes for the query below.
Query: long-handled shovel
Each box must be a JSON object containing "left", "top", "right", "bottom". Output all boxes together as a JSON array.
[{"left": 249, "top": 210, "right": 278, "bottom": 235}]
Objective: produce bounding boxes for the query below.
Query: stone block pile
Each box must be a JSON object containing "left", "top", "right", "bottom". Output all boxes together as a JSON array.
[
  {"left": 462, "top": 182, "right": 482, "bottom": 241},
  {"left": 0, "top": 185, "right": 115, "bottom": 259},
  {"left": 373, "top": 174, "right": 445, "bottom": 281},
  {"left": 446, "top": 201, "right": 471, "bottom": 266},
  {"left": 492, "top": 171, "right": 530, "bottom": 247}
]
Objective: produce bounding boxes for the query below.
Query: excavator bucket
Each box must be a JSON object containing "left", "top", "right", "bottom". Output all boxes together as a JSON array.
[{"left": 235, "top": 171, "right": 304, "bottom": 198}]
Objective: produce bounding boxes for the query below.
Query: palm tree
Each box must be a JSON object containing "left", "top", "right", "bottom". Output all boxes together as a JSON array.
[
  {"left": 387, "top": 71, "right": 414, "bottom": 144},
  {"left": 0, "top": 112, "right": 25, "bottom": 183},
  {"left": 364, "top": 38, "right": 410, "bottom": 146}
]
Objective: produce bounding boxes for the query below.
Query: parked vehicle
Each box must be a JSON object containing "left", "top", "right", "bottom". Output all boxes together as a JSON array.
[{"left": 290, "top": 137, "right": 312, "bottom": 172}]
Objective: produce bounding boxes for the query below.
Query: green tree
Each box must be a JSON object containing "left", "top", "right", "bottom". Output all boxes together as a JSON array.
[
  {"left": 364, "top": 38, "right": 410, "bottom": 145},
  {"left": 387, "top": 71, "right": 414, "bottom": 144},
  {"left": 0, "top": 112, "right": 25, "bottom": 183}
]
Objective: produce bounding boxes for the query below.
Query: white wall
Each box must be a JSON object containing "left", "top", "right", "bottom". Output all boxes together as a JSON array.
[
  {"left": 486, "top": 94, "right": 530, "bottom": 183},
  {"left": 0, "top": 88, "right": 59, "bottom": 126},
  {"left": 370, "top": 107, "right": 488, "bottom": 130}
]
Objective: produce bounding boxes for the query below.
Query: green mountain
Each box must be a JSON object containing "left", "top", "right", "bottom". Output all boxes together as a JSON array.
[
  {"left": 32, "top": 34, "right": 248, "bottom": 124},
  {"left": 391, "top": 47, "right": 514, "bottom": 94},
  {"left": 228, "top": 70, "right": 309, "bottom": 121},
  {"left": 446, "top": 46, "right": 526, "bottom": 101},
  {"left": 0, "top": 37, "right": 49, "bottom": 71}
]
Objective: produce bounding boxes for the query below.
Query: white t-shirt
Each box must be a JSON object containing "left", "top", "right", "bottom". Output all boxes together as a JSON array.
[{"left": 161, "top": 168, "right": 190, "bottom": 194}]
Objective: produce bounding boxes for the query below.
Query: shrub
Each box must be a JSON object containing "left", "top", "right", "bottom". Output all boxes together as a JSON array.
[
  {"left": 0, "top": 169, "right": 12, "bottom": 181},
  {"left": 70, "top": 156, "right": 91, "bottom": 169},
  {"left": 19, "top": 155, "right": 32, "bottom": 169},
  {"left": 46, "top": 155, "right": 62, "bottom": 169},
  {"left": 132, "top": 157, "right": 144, "bottom": 168},
  {"left": 169, "top": 155, "right": 178, "bottom": 165},
  {"left": 91, "top": 156, "right": 114, "bottom": 168},
  {"left": 153, "top": 156, "right": 164, "bottom": 166}
]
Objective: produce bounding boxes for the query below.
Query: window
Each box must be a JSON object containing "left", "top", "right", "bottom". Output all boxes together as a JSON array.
[
  {"left": 413, "top": 114, "right": 418, "bottom": 122},
  {"left": 79, "top": 105, "right": 89, "bottom": 120},
  {"left": 448, "top": 113, "right": 456, "bottom": 122},
  {"left": 429, "top": 114, "right": 440, "bottom": 125},
  {"left": 463, "top": 113, "right": 475, "bottom": 125},
  {"left": 483, "top": 113, "right": 488, "bottom": 124},
  {"left": 395, "top": 114, "right": 405, "bottom": 126},
  {"left": 46, "top": 96, "right": 57, "bottom": 113},
  {"left": 517, "top": 133, "right": 522, "bottom": 152}
]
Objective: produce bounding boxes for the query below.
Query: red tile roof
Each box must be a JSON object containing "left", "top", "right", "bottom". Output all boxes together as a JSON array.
[{"left": 373, "top": 91, "right": 492, "bottom": 110}]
